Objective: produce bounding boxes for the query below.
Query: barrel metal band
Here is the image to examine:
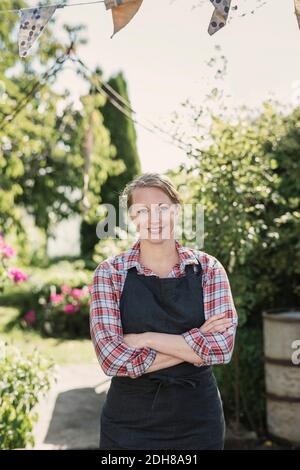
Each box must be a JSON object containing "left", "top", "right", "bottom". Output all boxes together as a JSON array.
[
  {"left": 266, "top": 392, "right": 300, "bottom": 403},
  {"left": 265, "top": 356, "right": 300, "bottom": 367}
]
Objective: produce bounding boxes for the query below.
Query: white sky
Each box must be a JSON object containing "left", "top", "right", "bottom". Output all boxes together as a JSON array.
[{"left": 28, "top": 0, "right": 300, "bottom": 172}]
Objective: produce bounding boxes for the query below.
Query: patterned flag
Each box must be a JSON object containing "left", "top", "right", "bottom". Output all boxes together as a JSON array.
[
  {"left": 208, "top": 0, "right": 232, "bottom": 35},
  {"left": 104, "top": 0, "right": 143, "bottom": 38},
  {"left": 295, "top": 0, "right": 300, "bottom": 29},
  {"left": 18, "top": 6, "right": 58, "bottom": 58}
]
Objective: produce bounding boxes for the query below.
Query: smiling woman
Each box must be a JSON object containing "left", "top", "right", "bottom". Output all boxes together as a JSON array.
[
  {"left": 122, "top": 173, "right": 182, "bottom": 275},
  {"left": 89, "top": 172, "right": 238, "bottom": 450}
]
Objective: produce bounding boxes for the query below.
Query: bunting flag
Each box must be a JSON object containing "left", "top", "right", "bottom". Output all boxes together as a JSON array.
[
  {"left": 295, "top": 0, "right": 300, "bottom": 29},
  {"left": 18, "top": 5, "right": 58, "bottom": 58},
  {"left": 208, "top": 0, "right": 232, "bottom": 35},
  {"left": 1, "top": 0, "right": 295, "bottom": 58},
  {"left": 104, "top": 0, "right": 144, "bottom": 38}
]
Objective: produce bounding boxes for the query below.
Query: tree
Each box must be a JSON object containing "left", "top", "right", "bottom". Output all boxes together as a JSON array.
[{"left": 0, "top": 2, "right": 126, "bottom": 262}]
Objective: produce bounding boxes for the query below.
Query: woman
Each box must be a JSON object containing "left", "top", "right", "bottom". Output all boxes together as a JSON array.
[{"left": 90, "top": 172, "right": 238, "bottom": 450}]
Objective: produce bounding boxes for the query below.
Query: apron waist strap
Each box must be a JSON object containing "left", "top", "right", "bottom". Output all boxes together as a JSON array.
[{"left": 148, "top": 376, "right": 199, "bottom": 411}]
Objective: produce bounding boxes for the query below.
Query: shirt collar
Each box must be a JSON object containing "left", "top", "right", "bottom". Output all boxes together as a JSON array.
[{"left": 123, "top": 238, "right": 199, "bottom": 273}]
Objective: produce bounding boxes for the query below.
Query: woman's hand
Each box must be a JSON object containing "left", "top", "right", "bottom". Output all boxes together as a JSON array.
[
  {"left": 200, "top": 313, "right": 233, "bottom": 334},
  {"left": 122, "top": 314, "right": 233, "bottom": 349},
  {"left": 123, "top": 332, "right": 149, "bottom": 348}
]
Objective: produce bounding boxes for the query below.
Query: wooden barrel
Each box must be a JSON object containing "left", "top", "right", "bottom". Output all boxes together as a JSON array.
[{"left": 263, "top": 308, "right": 300, "bottom": 444}]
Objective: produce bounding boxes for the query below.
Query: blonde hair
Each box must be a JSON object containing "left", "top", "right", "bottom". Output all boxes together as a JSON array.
[{"left": 120, "top": 172, "right": 182, "bottom": 210}]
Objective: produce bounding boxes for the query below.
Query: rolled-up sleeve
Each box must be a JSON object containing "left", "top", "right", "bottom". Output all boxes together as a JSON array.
[
  {"left": 89, "top": 263, "right": 157, "bottom": 378},
  {"left": 181, "top": 257, "right": 238, "bottom": 366}
]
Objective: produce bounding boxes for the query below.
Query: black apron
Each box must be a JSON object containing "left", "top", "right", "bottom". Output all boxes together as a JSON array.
[{"left": 99, "top": 259, "right": 225, "bottom": 450}]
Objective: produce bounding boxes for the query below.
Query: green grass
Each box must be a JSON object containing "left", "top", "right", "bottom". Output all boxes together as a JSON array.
[{"left": 0, "top": 306, "right": 97, "bottom": 365}]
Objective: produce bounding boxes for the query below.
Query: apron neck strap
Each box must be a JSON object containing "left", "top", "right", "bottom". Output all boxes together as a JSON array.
[{"left": 128, "top": 259, "right": 202, "bottom": 275}]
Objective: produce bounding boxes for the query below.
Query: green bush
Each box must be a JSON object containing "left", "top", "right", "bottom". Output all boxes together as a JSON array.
[
  {"left": 168, "top": 104, "right": 300, "bottom": 436},
  {"left": 31, "top": 284, "right": 90, "bottom": 338},
  {"left": 0, "top": 341, "right": 56, "bottom": 449},
  {"left": 12, "top": 283, "right": 91, "bottom": 339},
  {"left": 0, "top": 261, "right": 93, "bottom": 339}
]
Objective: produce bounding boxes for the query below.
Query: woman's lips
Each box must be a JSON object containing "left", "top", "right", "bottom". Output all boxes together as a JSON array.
[{"left": 148, "top": 227, "right": 163, "bottom": 234}]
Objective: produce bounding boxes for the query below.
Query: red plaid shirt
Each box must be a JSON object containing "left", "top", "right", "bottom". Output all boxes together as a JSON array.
[{"left": 89, "top": 238, "right": 238, "bottom": 378}]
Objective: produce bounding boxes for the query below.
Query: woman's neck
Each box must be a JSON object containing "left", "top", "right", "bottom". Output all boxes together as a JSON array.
[{"left": 139, "top": 238, "right": 180, "bottom": 275}]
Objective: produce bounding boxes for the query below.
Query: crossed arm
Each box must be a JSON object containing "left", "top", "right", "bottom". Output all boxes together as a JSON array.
[
  {"left": 89, "top": 257, "right": 238, "bottom": 379},
  {"left": 123, "top": 313, "right": 233, "bottom": 374}
]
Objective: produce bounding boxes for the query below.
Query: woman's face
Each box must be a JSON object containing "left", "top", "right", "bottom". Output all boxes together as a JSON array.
[{"left": 129, "top": 187, "right": 179, "bottom": 242}]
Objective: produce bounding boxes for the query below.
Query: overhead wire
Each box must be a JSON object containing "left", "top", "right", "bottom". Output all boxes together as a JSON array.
[
  {"left": 0, "top": 43, "right": 75, "bottom": 131},
  {"left": 71, "top": 54, "right": 201, "bottom": 158},
  {"left": 1, "top": 45, "right": 201, "bottom": 158},
  {"left": 0, "top": 0, "right": 105, "bottom": 15}
]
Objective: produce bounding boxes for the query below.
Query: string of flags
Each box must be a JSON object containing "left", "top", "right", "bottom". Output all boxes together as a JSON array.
[
  {"left": 106, "top": 0, "right": 230, "bottom": 37},
  {"left": 0, "top": 0, "right": 298, "bottom": 58}
]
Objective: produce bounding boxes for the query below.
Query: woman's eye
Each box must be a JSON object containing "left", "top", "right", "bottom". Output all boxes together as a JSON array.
[
  {"left": 160, "top": 205, "right": 170, "bottom": 211},
  {"left": 137, "top": 208, "right": 148, "bottom": 214}
]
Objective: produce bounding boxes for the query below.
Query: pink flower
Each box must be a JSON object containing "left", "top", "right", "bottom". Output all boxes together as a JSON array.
[
  {"left": 2, "top": 244, "right": 16, "bottom": 258},
  {"left": 64, "top": 304, "right": 77, "bottom": 314},
  {"left": 8, "top": 268, "right": 28, "bottom": 283},
  {"left": 71, "top": 288, "right": 84, "bottom": 298},
  {"left": 24, "top": 310, "right": 36, "bottom": 325},
  {"left": 61, "top": 284, "right": 71, "bottom": 294},
  {"left": 50, "top": 293, "right": 63, "bottom": 303}
]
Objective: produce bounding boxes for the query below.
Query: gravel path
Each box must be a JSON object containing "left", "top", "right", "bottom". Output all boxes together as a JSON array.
[{"left": 32, "top": 363, "right": 111, "bottom": 450}]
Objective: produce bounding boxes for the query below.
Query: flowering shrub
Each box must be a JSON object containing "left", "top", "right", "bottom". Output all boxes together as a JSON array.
[
  {"left": 21, "top": 284, "right": 92, "bottom": 338},
  {"left": 0, "top": 232, "right": 28, "bottom": 292},
  {"left": 0, "top": 341, "right": 55, "bottom": 449}
]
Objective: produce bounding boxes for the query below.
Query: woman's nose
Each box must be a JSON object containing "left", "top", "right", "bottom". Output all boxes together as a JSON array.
[{"left": 149, "top": 207, "right": 161, "bottom": 222}]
